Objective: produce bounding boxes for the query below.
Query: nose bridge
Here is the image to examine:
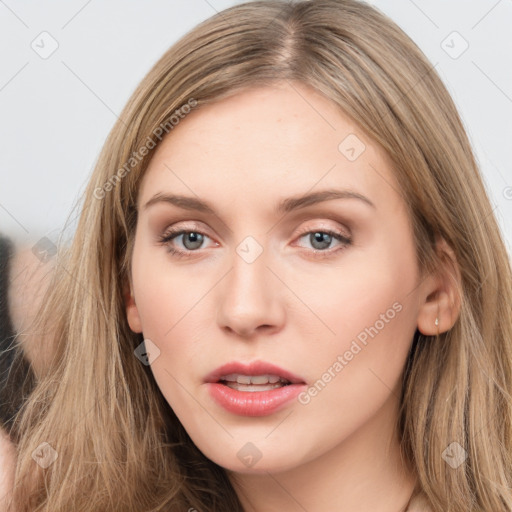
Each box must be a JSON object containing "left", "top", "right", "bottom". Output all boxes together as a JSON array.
[
  {"left": 216, "top": 234, "right": 284, "bottom": 336},
  {"left": 233, "top": 235, "right": 268, "bottom": 296}
]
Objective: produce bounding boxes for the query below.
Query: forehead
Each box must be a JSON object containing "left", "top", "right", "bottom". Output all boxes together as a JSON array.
[{"left": 138, "top": 82, "right": 403, "bottom": 217}]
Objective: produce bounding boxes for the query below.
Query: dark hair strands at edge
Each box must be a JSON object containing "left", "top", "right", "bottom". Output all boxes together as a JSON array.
[{"left": 5, "top": 0, "right": 512, "bottom": 511}]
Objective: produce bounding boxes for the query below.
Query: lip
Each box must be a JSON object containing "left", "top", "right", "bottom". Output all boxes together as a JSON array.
[
  {"left": 204, "top": 360, "right": 307, "bottom": 417},
  {"left": 204, "top": 360, "right": 306, "bottom": 385}
]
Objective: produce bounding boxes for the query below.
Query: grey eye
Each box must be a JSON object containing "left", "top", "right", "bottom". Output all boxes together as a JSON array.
[{"left": 180, "top": 232, "right": 205, "bottom": 250}]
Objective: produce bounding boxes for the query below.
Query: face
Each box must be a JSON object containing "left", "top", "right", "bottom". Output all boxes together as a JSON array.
[{"left": 126, "top": 81, "right": 426, "bottom": 474}]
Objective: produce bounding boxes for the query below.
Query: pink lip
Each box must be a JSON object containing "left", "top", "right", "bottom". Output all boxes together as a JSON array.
[
  {"left": 204, "top": 361, "right": 305, "bottom": 385},
  {"left": 204, "top": 361, "right": 307, "bottom": 417}
]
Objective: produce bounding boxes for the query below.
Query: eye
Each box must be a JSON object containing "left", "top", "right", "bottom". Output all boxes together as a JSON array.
[
  {"left": 294, "top": 226, "right": 352, "bottom": 258},
  {"left": 157, "top": 224, "right": 352, "bottom": 259},
  {"left": 158, "top": 226, "right": 216, "bottom": 258}
]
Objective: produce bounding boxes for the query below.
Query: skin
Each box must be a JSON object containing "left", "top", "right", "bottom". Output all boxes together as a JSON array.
[
  {"left": 125, "top": 80, "right": 461, "bottom": 512},
  {"left": 7, "top": 245, "right": 54, "bottom": 378},
  {"left": 0, "top": 427, "right": 15, "bottom": 510},
  {"left": 0, "top": 244, "right": 54, "bottom": 510}
]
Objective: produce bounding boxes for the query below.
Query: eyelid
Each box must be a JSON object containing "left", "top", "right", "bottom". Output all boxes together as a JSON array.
[
  {"left": 158, "top": 219, "right": 353, "bottom": 257},
  {"left": 161, "top": 217, "right": 351, "bottom": 237},
  {"left": 158, "top": 221, "right": 214, "bottom": 240},
  {"left": 291, "top": 224, "right": 352, "bottom": 257},
  {"left": 158, "top": 223, "right": 217, "bottom": 246},
  {"left": 294, "top": 220, "right": 351, "bottom": 238}
]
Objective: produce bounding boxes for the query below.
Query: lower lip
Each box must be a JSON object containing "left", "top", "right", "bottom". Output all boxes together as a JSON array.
[{"left": 206, "top": 382, "right": 307, "bottom": 416}]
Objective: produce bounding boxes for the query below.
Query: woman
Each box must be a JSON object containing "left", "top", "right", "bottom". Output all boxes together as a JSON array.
[{"left": 1, "top": 0, "right": 511, "bottom": 510}]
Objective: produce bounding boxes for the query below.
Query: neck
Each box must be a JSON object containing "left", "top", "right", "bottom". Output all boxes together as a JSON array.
[{"left": 228, "top": 392, "right": 417, "bottom": 512}]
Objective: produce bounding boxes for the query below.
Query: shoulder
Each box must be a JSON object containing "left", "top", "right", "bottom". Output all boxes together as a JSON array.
[
  {"left": 0, "top": 235, "right": 38, "bottom": 434},
  {"left": 0, "top": 234, "right": 18, "bottom": 430},
  {"left": 408, "top": 492, "right": 434, "bottom": 512},
  {"left": 0, "top": 235, "right": 14, "bottom": 342},
  {"left": 6, "top": 239, "right": 54, "bottom": 376},
  {"left": 0, "top": 426, "right": 16, "bottom": 509}
]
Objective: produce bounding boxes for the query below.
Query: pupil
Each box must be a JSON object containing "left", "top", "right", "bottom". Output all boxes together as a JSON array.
[
  {"left": 184, "top": 232, "right": 203, "bottom": 250},
  {"left": 311, "top": 232, "right": 331, "bottom": 250}
]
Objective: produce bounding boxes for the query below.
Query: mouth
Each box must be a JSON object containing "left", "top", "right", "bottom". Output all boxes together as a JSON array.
[
  {"left": 204, "top": 361, "right": 307, "bottom": 416},
  {"left": 217, "top": 373, "right": 293, "bottom": 392},
  {"left": 205, "top": 360, "right": 306, "bottom": 388}
]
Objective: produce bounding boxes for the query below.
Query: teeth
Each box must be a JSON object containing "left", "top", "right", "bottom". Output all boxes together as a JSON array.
[
  {"left": 224, "top": 382, "right": 286, "bottom": 392},
  {"left": 220, "top": 374, "right": 290, "bottom": 385},
  {"left": 251, "top": 375, "right": 271, "bottom": 385}
]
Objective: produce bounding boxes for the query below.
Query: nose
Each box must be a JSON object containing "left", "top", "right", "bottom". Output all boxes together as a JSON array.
[{"left": 216, "top": 245, "right": 286, "bottom": 339}]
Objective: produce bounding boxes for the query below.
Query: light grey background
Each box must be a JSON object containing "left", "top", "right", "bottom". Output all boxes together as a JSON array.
[{"left": 0, "top": 0, "right": 511, "bottom": 256}]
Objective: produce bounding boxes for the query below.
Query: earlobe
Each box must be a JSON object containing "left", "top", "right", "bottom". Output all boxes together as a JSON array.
[
  {"left": 124, "top": 280, "right": 143, "bottom": 334},
  {"left": 417, "top": 237, "right": 462, "bottom": 336}
]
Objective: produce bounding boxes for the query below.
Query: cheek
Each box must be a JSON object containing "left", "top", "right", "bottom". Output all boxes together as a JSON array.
[
  {"left": 292, "top": 274, "right": 418, "bottom": 453},
  {"left": 132, "top": 243, "right": 206, "bottom": 340},
  {"left": 309, "top": 247, "right": 416, "bottom": 347},
  {"left": 131, "top": 243, "right": 217, "bottom": 400},
  {"left": 304, "top": 232, "right": 419, "bottom": 391},
  {"left": 131, "top": 247, "right": 205, "bottom": 414}
]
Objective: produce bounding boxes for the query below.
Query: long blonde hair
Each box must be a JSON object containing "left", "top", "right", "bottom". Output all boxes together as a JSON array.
[{"left": 7, "top": 0, "right": 512, "bottom": 510}]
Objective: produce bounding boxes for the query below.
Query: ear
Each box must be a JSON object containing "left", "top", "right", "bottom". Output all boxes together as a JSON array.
[
  {"left": 417, "top": 237, "right": 462, "bottom": 336},
  {"left": 123, "top": 278, "right": 143, "bottom": 334}
]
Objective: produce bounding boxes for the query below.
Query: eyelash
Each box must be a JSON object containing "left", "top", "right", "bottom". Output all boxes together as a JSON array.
[{"left": 157, "top": 225, "right": 352, "bottom": 260}]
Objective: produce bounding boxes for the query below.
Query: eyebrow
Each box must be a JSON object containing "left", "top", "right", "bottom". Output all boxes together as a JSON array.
[{"left": 142, "top": 189, "right": 376, "bottom": 215}]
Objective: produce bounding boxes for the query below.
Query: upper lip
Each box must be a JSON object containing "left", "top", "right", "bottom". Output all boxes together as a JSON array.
[{"left": 204, "top": 361, "right": 306, "bottom": 385}]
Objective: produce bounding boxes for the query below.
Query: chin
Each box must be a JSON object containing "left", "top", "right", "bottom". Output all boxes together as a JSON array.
[{"left": 200, "top": 445, "right": 307, "bottom": 475}]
